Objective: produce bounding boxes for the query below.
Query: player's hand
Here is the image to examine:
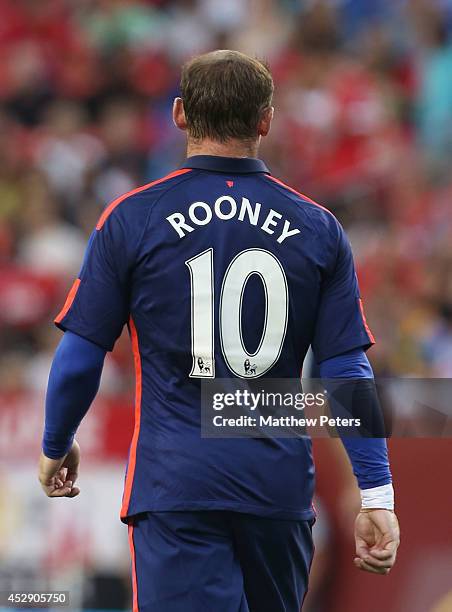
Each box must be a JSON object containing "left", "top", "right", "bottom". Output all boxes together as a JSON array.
[
  {"left": 38, "top": 439, "right": 81, "bottom": 498},
  {"left": 354, "top": 509, "right": 400, "bottom": 575}
]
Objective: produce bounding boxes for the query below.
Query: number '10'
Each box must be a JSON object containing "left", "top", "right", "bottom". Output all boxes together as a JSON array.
[{"left": 185, "top": 248, "right": 288, "bottom": 379}]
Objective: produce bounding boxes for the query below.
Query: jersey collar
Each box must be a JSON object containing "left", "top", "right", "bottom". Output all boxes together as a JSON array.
[{"left": 181, "top": 155, "right": 269, "bottom": 174}]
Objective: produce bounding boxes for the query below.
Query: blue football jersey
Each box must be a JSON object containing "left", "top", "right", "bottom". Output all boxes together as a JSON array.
[{"left": 55, "top": 155, "right": 374, "bottom": 521}]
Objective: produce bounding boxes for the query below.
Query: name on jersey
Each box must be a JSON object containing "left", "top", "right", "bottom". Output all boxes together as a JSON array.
[{"left": 166, "top": 195, "right": 301, "bottom": 244}]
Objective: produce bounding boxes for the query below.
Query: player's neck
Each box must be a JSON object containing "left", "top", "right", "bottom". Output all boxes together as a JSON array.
[{"left": 186, "top": 137, "right": 260, "bottom": 159}]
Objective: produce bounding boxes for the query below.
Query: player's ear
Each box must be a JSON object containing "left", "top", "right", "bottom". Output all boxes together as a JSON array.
[
  {"left": 173, "top": 97, "right": 187, "bottom": 131},
  {"left": 258, "top": 106, "right": 274, "bottom": 138}
]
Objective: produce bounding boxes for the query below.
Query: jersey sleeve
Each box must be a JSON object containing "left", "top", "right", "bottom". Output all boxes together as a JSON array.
[
  {"left": 54, "top": 211, "right": 131, "bottom": 351},
  {"left": 312, "top": 224, "right": 375, "bottom": 363}
]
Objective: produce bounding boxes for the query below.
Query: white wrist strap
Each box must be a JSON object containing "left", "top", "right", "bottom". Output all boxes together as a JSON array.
[{"left": 360, "top": 483, "right": 394, "bottom": 511}]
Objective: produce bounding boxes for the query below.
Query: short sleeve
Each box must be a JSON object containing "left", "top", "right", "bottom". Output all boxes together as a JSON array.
[
  {"left": 54, "top": 213, "right": 130, "bottom": 351},
  {"left": 312, "top": 225, "right": 375, "bottom": 363}
]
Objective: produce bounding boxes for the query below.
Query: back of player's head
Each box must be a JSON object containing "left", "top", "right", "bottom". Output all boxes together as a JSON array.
[{"left": 180, "top": 50, "right": 274, "bottom": 143}]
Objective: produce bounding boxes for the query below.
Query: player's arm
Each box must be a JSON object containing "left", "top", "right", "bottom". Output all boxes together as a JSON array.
[
  {"left": 318, "top": 349, "right": 400, "bottom": 575},
  {"left": 38, "top": 204, "right": 134, "bottom": 497},
  {"left": 38, "top": 332, "right": 106, "bottom": 497},
  {"left": 311, "top": 220, "right": 400, "bottom": 574}
]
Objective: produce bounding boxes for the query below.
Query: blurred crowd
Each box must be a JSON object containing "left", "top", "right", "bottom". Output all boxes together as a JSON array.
[{"left": 1, "top": 0, "right": 452, "bottom": 396}]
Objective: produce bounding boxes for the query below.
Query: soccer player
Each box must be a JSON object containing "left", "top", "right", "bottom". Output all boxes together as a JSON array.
[{"left": 39, "top": 50, "right": 400, "bottom": 611}]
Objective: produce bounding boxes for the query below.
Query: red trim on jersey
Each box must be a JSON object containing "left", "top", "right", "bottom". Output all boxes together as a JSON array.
[
  {"left": 54, "top": 278, "right": 81, "bottom": 324},
  {"left": 120, "top": 317, "right": 142, "bottom": 519},
  {"left": 359, "top": 298, "right": 376, "bottom": 344},
  {"left": 128, "top": 523, "right": 139, "bottom": 612},
  {"left": 266, "top": 175, "right": 332, "bottom": 215},
  {"left": 96, "top": 168, "right": 192, "bottom": 230}
]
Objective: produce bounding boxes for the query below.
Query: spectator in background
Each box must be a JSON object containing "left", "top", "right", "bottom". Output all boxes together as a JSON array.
[
  {"left": 17, "top": 171, "right": 86, "bottom": 276},
  {"left": 412, "top": 0, "right": 452, "bottom": 173}
]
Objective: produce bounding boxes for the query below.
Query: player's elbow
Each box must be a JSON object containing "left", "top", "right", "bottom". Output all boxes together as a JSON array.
[{"left": 50, "top": 332, "right": 105, "bottom": 392}]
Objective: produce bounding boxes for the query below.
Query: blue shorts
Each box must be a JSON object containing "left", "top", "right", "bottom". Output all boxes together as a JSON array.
[{"left": 128, "top": 511, "right": 314, "bottom": 612}]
